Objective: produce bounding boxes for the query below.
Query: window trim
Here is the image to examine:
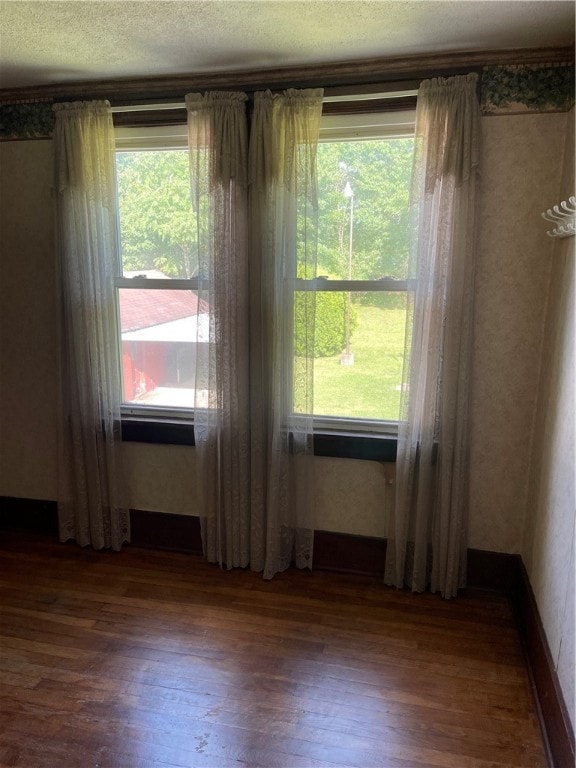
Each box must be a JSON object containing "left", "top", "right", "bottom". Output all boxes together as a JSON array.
[
  {"left": 122, "top": 417, "right": 195, "bottom": 446},
  {"left": 121, "top": 417, "right": 398, "bottom": 462}
]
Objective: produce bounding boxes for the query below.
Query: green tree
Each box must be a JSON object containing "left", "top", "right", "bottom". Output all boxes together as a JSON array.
[
  {"left": 316, "top": 138, "right": 414, "bottom": 292},
  {"left": 116, "top": 150, "right": 200, "bottom": 278},
  {"left": 116, "top": 139, "right": 413, "bottom": 285},
  {"left": 294, "top": 266, "right": 357, "bottom": 358}
]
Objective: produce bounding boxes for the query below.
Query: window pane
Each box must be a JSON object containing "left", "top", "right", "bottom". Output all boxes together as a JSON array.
[
  {"left": 116, "top": 150, "right": 198, "bottom": 279},
  {"left": 315, "top": 138, "right": 413, "bottom": 281},
  {"left": 295, "top": 135, "right": 414, "bottom": 423},
  {"left": 295, "top": 292, "right": 408, "bottom": 422},
  {"left": 118, "top": 288, "right": 207, "bottom": 410}
]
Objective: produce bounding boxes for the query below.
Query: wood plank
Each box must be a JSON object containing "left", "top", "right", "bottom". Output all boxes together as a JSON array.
[{"left": 0, "top": 532, "right": 548, "bottom": 768}]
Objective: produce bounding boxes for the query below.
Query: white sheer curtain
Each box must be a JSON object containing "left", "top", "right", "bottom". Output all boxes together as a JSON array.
[
  {"left": 186, "top": 89, "right": 322, "bottom": 577},
  {"left": 53, "top": 100, "right": 129, "bottom": 551},
  {"left": 185, "top": 92, "right": 251, "bottom": 569},
  {"left": 249, "top": 89, "right": 323, "bottom": 578},
  {"left": 385, "top": 73, "right": 481, "bottom": 598}
]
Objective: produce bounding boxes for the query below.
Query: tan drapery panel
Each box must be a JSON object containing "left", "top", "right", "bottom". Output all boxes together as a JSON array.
[
  {"left": 53, "top": 100, "right": 129, "bottom": 550},
  {"left": 385, "top": 74, "right": 481, "bottom": 598},
  {"left": 186, "top": 88, "right": 323, "bottom": 577},
  {"left": 186, "top": 92, "right": 251, "bottom": 568}
]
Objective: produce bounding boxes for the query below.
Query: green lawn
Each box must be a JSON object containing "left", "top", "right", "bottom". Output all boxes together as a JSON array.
[{"left": 312, "top": 304, "right": 407, "bottom": 421}]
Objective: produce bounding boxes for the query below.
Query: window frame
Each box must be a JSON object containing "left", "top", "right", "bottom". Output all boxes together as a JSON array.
[
  {"left": 114, "top": 127, "right": 198, "bottom": 421},
  {"left": 294, "top": 109, "right": 416, "bottom": 438}
]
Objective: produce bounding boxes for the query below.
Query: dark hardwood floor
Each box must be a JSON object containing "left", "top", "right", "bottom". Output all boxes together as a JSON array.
[{"left": 0, "top": 532, "right": 547, "bottom": 768}]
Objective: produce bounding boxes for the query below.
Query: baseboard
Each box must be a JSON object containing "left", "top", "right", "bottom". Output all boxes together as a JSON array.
[
  {"left": 466, "top": 547, "right": 523, "bottom": 593},
  {"left": 1, "top": 496, "right": 573, "bottom": 765},
  {"left": 511, "top": 558, "right": 575, "bottom": 768},
  {"left": 0, "top": 498, "right": 204, "bottom": 554},
  {"left": 0, "top": 496, "right": 58, "bottom": 535},
  {"left": 130, "top": 509, "right": 203, "bottom": 554},
  {"left": 0, "top": 497, "right": 533, "bottom": 587},
  {"left": 313, "top": 529, "right": 387, "bottom": 576}
]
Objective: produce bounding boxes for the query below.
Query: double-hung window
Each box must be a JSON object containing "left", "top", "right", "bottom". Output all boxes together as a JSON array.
[
  {"left": 113, "top": 99, "right": 415, "bottom": 444},
  {"left": 294, "top": 106, "right": 416, "bottom": 435},
  {"left": 114, "top": 123, "right": 199, "bottom": 419}
]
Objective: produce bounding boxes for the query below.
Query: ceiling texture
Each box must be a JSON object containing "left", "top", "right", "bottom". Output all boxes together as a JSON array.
[{"left": 0, "top": 0, "right": 574, "bottom": 92}]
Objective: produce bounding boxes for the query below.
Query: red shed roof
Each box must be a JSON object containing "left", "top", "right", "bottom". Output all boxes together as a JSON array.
[{"left": 119, "top": 289, "right": 208, "bottom": 333}]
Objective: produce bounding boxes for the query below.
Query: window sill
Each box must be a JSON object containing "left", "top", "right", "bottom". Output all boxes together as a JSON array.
[
  {"left": 121, "top": 418, "right": 397, "bottom": 461},
  {"left": 121, "top": 417, "right": 195, "bottom": 446},
  {"left": 313, "top": 431, "right": 397, "bottom": 462}
]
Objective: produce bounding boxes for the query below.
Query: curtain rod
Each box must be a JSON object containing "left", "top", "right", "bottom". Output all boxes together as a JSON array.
[
  {"left": 110, "top": 88, "right": 420, "bottom": 114},
  {"left": 111, "top": 103, "right": 184, "bottom": 113}
]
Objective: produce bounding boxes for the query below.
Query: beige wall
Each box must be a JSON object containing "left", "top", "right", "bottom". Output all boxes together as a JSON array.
[
  {"left": 522, "top": 107, "right": 575, "bottom": 729},
  {"left": 468, "top": 111, "right": 567, "bottom": 553},
  {"left": 124, "top": 445, "right": 393, "bottom": 536},
  {"left": 0, "top": 110, "right": 569, "bottom": 553},
  {"left": 0, "top": 140, "right": 58, "bottom": 500}
]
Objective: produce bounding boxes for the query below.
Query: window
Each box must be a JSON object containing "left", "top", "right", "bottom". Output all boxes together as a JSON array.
[
  {"left": 114, "top": 124, "right": 199, "bottom": 418},
  {"left": 114, "top": 105, "right": 415, "bottom": 446},
  {"left": 294, "top": 109, "right": 415, "bottom": 434}
]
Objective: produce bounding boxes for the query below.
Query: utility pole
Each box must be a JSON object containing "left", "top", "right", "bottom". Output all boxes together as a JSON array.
[{"left": 340, "top": 177, "right": 354, "bottom": 366}]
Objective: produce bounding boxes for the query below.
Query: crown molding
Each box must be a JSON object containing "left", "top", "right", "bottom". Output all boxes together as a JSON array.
[{"left": 0, "top": 45, "right": 573, "bottom": 105}]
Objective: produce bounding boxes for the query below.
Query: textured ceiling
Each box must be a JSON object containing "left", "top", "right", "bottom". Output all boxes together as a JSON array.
[{"left": 0, "top": 0, "right": 574, "bottom": 90}]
